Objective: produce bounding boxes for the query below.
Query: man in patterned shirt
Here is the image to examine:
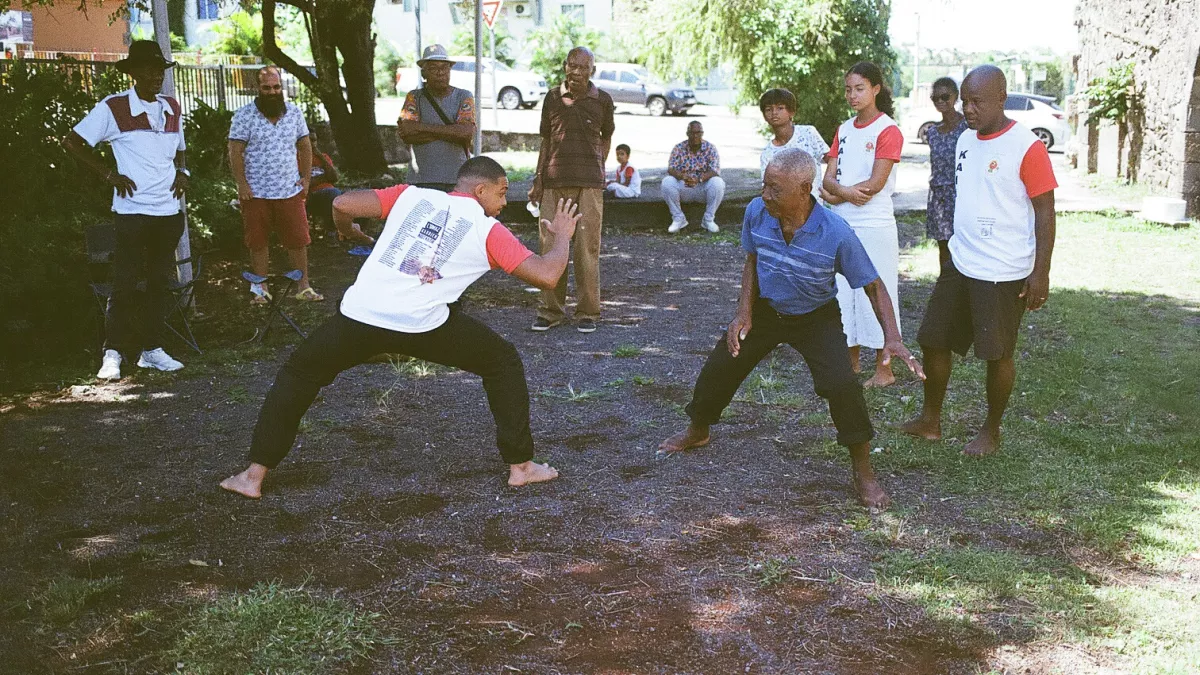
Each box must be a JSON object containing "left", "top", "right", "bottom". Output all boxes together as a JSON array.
[
  {"left": 663, "top": 121, "right": 725, "bottom": 234},
  {"left": 228, "top": 66, "right": 321, "bottom": 303},
  {"left": 398, "top": 44, "right": 477, "bottom": 192}
]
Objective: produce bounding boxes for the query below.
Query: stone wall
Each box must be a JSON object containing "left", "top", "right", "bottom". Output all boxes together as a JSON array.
[{"left": 1075, "top": 0, "right": 1200, "bottom": 213}]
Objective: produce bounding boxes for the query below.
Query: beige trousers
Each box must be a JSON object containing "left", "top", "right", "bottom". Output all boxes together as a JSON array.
[{"left": 537, "top": 187, "right": 604, "bottom": 322}]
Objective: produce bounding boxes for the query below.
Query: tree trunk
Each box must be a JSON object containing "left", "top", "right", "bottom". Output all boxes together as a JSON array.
[{"left": 264, "top": 0, "right": 386, "bottom": 175}]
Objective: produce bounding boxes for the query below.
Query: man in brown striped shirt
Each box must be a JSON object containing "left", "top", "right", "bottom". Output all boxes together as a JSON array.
[{"left": 529, "top": 46, "right": 615, "bottom": 334}]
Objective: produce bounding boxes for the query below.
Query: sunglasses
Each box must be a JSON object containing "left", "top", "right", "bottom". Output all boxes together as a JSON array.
[{"left": 931, "top": 93, "right": 955, "bottom": 103}]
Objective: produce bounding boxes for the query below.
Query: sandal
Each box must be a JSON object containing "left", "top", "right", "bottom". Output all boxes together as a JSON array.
[{"left": 294, "top": 287, "right": 325, "bottom": 302}]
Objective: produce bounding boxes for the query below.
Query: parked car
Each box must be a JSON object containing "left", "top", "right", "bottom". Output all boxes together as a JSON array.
[
  {"left": 593, "top": 62, "right": 696, "bottom": 116},
  {"left": 909, "top": 92, "right": 1069, "bottom": 150},
  {"left": 395, "top": 57, "right": 548, "bottom": 110}
]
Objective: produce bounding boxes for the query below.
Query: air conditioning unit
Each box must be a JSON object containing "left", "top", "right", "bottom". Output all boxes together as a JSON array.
[{"left": 511, "top": 1, "right": 532, "bottom": 18}]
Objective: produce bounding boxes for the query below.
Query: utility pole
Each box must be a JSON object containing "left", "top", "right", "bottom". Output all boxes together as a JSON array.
[
  {"left": 415, "top": 0, "right": 422, "bottom": 86},
  {"left": 913, "top": 13, "right": 920, "bottom": 100},
  {"left": 473, "top": 0, "right": 483, "bottom": 155},
  {"left": 151, "top": 0, "right": 192, "bottom": 288},
  {"left": 490, "top": 27, "right": 498, "bottom": 128}
]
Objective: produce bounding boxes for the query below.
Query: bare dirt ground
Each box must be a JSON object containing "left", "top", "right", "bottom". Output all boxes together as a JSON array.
[{"left": 1, "top": 228, "right": 1023, "bottom": 673}]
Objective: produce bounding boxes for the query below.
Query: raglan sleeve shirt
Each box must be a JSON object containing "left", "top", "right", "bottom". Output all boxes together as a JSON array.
[
  {"left": 73, "top": 100, "right": 119, "bottom": 147},
  {"left": 1019, "top": 140, "right": 1058, "bottom": 198},
  {"left": 373, "top": 184, "right": 533, "bottom": 274},
  {"left": 874, "top": 126, "right": 904, "bottom": 162}
]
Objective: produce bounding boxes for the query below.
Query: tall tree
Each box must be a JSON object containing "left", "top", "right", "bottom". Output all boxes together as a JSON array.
[
  {"left": 263, "top": 0, "right": 385, "bottom": 174},
  {"left": 641, "top": 0, "right": 895, "bottom": 142}
]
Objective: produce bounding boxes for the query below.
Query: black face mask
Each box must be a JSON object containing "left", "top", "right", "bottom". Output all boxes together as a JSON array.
[{"left": 255, "top": 93, "right": 286, "bottom": 117}]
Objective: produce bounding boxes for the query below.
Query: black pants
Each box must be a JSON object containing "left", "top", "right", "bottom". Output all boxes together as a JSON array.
[
  {"left": 106, "top": 212, "right": 185, "bottom": 356},
  {"left": 685, "top": 300, "right": 874, "bottom": 447},
  {"left": 305, "top": 186, "right": 342, "bottom": 236},
  {"left": 248, "top": 308, "right": 536, "bottom": 468}
]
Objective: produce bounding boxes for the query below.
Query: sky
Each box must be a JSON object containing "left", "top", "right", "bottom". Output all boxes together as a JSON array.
[{"left": 888, "top": 0, "right": 1079, "bottom": 54}]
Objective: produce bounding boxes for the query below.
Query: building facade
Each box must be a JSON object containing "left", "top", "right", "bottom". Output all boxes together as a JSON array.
[
  {"left": 1075, "top": 0, "right": 1200, "bottom": 214},
  {"left": 375, "top": 0, "right": 613, "bottom": 64}
]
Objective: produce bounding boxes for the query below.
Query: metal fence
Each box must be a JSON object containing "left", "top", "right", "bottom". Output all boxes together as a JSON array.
[{"left": 0, "top": 58, "right": 323, "bottom": 119}]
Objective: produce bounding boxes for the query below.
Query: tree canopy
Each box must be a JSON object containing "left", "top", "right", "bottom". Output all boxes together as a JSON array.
[{"left": 641, "top": 0, "right": 895, "bottom": 141}]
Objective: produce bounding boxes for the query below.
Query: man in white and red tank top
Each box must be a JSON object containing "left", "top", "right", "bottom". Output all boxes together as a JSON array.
[{"left": 902, "top": 65, "right": 1058, "bottom": 458}]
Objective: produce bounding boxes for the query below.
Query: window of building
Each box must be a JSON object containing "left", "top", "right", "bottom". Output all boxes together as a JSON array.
[
  {"left": 560, "top": 3, "right": 584, "bottom": 22},
  {"left": 197, "top": 0, "right": 220, "bottom": 21},
  {"left": 402, "top": 0, "right": 427, "bottom": 11}
]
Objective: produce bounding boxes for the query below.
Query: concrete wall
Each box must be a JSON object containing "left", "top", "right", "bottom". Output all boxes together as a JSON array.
[
  {"left": 1075, "top": 0, "right": 1200, "bottom": 213},
  {"left": 30, "top": 0, "right": 130, "bottom": 53}
]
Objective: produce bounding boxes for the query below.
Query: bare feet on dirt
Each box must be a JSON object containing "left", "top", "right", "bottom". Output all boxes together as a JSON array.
[
  {"left": 220, "top": 471, "right": 263, "bottom": 499},
  {"left": 508, "top": 461, "right": 560, "bottom": 486},
  {"left": 657, "top": 425, "right": 710, "bottom": 454},
  {"left": 854, "top": 474, "right": 892, "bottom": 509},
  {"left": 899, "top": 416, "right": 942, "bottom": 441},
  {"left": 863, "top": 368, "right": 896, "bottom": 388},
  {"left": 220, "top": 463, "right": 267, "bottom": 499},
  {"left": 962, "top": 429, "right": 1001, "bottom": 457}
]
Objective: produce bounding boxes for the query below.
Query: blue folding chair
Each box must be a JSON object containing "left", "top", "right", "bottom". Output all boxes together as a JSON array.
[{"left": 242, "top": 269, "right": 307, "bottom": 342}]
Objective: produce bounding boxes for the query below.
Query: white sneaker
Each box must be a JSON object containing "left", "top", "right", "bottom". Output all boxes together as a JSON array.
[
  {"left": 96, "top": 349, "right": 122, "bottom": 380},
  {"left": 702, "top": 218, "right": 720, "bottom": 233},
  {"left": 137, "top": 348, "right": 184, "bottom": 372},
  {"left": 667, "top": 218, "right": 688, "bottom": 234}
]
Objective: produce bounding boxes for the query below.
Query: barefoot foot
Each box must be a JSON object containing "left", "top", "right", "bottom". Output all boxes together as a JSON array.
[
  {"left": 899, "top": 416, "right": 942, "bottom": 441},
  {"left": 220, "top": 469, "right": 264, "bottom": 499},
  {"left": 962, "top": 430, "right": 1001, "bottom": 457},
  {"left": 508, "top": 461, "right": 560, "bottom": 486},
  {"left": 657, "top": 425, "right": 710, "bottom": 455},
  {"left": 863, "top": 369, "right": 896, "bottom": 388},
  {"left": 854, "top": 474, "right": 892, "bottom": 509}
]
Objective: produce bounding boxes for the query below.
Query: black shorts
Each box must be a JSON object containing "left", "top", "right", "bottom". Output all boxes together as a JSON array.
[{"left": 917, "top": 260, "right": 1027, "bottom": 361}]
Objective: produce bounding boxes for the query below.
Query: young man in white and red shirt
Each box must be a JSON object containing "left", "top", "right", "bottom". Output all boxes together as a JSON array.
[
  {"left": 902, "top": 65, "right": 1057, "bottom": 457},
  {"left": 605, "top": 143, "right": 642, "bottom": 199},
  {"left": 220, "top": 157, "right": 582, "bottom": 499}
]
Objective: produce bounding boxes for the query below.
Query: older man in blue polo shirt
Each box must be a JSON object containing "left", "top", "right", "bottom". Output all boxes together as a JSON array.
[{"left": 659, "top": 148, "right": 925, "bottom": 508}]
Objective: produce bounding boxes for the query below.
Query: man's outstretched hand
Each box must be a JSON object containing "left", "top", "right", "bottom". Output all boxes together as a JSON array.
[
  {"left": 881, "top": 339, "right": 926, "bottom": 380},
  {"left": 541, "top": 198, "right": 580, "bottom": 239}
]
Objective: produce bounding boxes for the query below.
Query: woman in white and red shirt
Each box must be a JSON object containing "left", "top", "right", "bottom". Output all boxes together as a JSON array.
[{"left": 821, "top": 61, "right": 905, "bottom": 388}]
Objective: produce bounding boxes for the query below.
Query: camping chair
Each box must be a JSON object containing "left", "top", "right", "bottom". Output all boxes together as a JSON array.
[
  {"left": 242, "top": 269, "right": 307, "bottom": 342},
  {"left": 85, "top": 222, "right": 204, "bottom": 354}
]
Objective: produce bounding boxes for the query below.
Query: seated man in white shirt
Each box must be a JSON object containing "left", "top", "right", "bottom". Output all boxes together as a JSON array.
[
  {"left": 220, "top": 157, "right": 582, "bottom": 499},
  {"left": 605, "top": 144, "right": 642, "bottom": 198}
]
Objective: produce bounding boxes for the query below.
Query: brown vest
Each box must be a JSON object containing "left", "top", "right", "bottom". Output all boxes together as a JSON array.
[{"left": 105, "top": 94, "right": 182, "bottom": 133}]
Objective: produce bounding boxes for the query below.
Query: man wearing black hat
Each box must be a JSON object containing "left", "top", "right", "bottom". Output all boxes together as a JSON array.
[{"left": 64, "top": 40, "right": 190, "bottom": 381}]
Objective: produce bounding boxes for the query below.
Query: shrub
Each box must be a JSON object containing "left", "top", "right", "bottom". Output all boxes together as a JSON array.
[
  {"left": 374, "top": 39, "right": 410, "bottom": 97},
  {"left": 527, "top": 14, "right": 603, "bottom": 88},
  {"left": 182, "top": 101, "right": 242, "bottom": 248}
]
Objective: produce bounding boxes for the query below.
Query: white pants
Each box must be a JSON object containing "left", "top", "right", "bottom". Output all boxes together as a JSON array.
[
  {"left": 661, "top": 175, "right": 725, "bottom": 222},
  {"left": 606, "top": 182, "right": 640, "bottom": 199},
  {"left": 835, "top": 223, "right": 901, "bottom": 350}
]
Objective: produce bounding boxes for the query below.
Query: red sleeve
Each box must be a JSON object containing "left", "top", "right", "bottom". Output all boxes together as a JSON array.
[
  {"left": 373, "top": 184, "right": 410, "bottom": 217},
  {"left": 1019, "top": 140, "right": 1058, "bottom": 198},
  {"left": 486, "top": 223, "right": 535, "bottom": 273},
  {"left": 874, "top": 126, "right": 903, "bottom": 161},
  {"left": 825, "top": 133, "right": 839, "bottom": 160}
]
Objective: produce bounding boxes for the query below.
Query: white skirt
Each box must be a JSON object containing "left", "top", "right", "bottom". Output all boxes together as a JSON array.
[{"left": 835, "top": 223, "right": 901, "bottom": 349}]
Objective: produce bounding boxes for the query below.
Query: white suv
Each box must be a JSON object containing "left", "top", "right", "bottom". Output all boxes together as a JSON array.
[
  {"left": 910, "top": 93, "right": 1069, "bottom": 150},
  {"left": 396, "top": 57, "right": 548, "bottom": 110}
]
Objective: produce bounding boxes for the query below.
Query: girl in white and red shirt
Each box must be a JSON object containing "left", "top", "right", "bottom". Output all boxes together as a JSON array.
[{"left": 821, "top": 61, "right": 905, "bottom": 388}]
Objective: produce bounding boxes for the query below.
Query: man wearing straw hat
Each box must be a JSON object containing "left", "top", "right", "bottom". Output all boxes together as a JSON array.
[
  {"left": 398, "top": 44, "right": 477, "bottom": 192},
  {"left": 63, "top": 40, "right": 190, "bottom": 381}
]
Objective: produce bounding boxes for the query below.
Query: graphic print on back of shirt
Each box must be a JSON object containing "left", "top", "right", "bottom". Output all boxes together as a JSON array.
[{"left": 376, "top": 197, "right": 474, "bottom": 283}]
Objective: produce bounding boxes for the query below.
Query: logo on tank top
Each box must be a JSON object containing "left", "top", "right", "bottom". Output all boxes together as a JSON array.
[
  {"left": 865, "top": 141, "right": 875, "bottom": 152},
  {"left": 988, "top": 159, "right": 1000, "bottom": 173}
]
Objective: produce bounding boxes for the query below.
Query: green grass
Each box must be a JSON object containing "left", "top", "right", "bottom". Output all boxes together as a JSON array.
[
  {"left": 865, "top": 211, "right": 1200, "bottom": 665},
  {"left": 37, "top": 576, "right": 121, "bottom": 624},
  {"left": 612, "top": 344, "right": 643, "bottom": 358},
  {"left": 169, "top": 582, "right": 388, "bottom": 675}
]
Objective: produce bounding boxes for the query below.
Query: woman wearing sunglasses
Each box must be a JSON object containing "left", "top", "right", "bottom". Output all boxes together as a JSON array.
[
  {"left": 925, "top": 77, "right": 968, "bottom": 266},
  {"left": 820, "top": 62, "right": 905, "bottom": 388}
]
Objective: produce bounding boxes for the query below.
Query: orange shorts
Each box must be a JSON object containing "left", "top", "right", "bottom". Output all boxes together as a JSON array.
[{"left": 241, "top": 195, "right": 310, "bottom": 250}]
